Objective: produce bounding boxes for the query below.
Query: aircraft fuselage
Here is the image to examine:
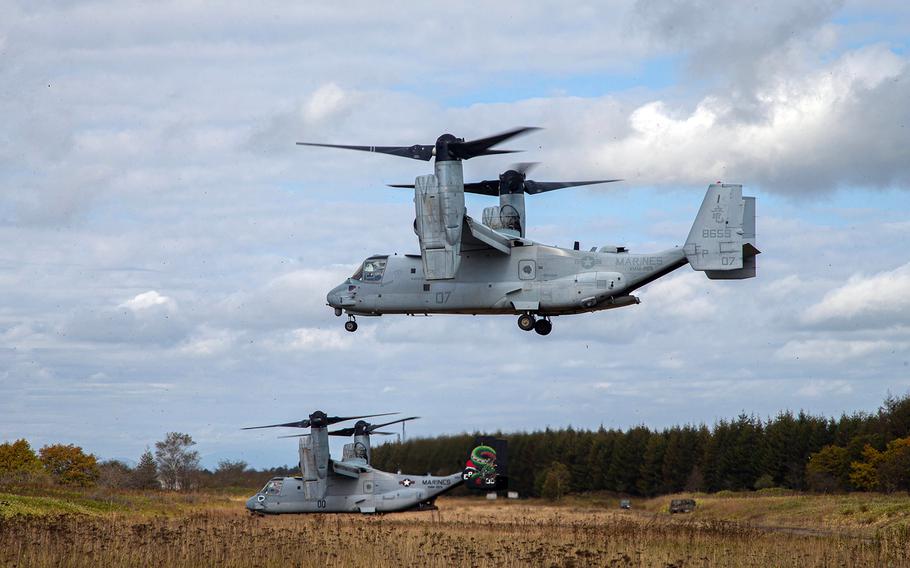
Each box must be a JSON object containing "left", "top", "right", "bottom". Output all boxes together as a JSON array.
[
  {"left": 246, "top": 470, "right": 463, "bottom": 514},
  {"left": 327, "top": 242, "right": 688, "bottom": 317}
]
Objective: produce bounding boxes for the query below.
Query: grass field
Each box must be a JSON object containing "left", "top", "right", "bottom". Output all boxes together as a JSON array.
[{"left": 1, "top": 488, "right": 909, "bottom": 567}]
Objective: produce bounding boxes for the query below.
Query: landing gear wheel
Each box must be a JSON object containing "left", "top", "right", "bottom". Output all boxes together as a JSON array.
[
  {"left": 517, "top": 313, "right": 536, "bottom": 331},
  {"left": 344, "top": 320, "right": 358, "bottom": 333},
  {"left": 534, "top": 318, "right": 552, "bottom": 336}
]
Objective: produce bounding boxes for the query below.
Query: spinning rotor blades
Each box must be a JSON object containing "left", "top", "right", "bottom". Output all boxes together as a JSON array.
[
  {"left": 327, "top": 416, "right": 421, "bottom": 437},
  {"left": 521, "top": 179, "right": 623, "bottom": 195},
  {"left": 297, "top": 126, "right": 539, "bottom": 162},
  {"left": 390, "top": 163, "right": 621, "bottom": 196},
  {"left": 242, "top": 411, "right": 398, "bottom": 430},
  {"left": 295, "top": 143, "right": 434, "bottom": 161},
  {"left": 447, "top": 127, "right": 540, "bottom": 160}
]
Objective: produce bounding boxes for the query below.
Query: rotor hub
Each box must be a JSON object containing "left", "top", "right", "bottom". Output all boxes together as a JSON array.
[
  {"left": 499, "top": 170, "right": 526, "bottom": 194},
  {"left": 434, "top": 133, "right": 463, "bottom": 162},
  {"left": 308, "top": 410, "right": 328, "bottom": 428}
]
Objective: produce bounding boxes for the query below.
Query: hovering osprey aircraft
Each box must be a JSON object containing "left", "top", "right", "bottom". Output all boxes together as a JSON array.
[
  {"left": 243, "top": 410, "right": 498, "bottom": 514},
  {"left": 302, "top": 127, "right": 759, "bottom": 335}
]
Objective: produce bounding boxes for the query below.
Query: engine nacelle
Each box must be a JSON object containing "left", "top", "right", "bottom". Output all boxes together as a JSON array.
[
  {"left": 297, "top": 435, "right": 327, "bottom": 500},
  {"left": 481, "top": 193, "right": 526, "bottom": 237},
  {"left": 414, "top": 165, "right": 464, "bottom": 279}
]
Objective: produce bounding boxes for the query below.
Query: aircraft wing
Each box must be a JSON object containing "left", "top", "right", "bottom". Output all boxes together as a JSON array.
[
  {"left": 462, "top": 215, "right": 512, "bottom": 255},
  {"left": 331, "top": 459, "right": 372, "bottom": 479}
]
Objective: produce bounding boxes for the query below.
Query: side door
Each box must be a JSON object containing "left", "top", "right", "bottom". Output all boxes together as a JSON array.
[
  {"left": 378, "top": 261, "right": 400, "bottom": 310},
  {"left": 512, "top": 256, "right": 540, "bottom": 309}
]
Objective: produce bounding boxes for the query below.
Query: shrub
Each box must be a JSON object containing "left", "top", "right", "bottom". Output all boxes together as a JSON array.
[
  {"left": 98, "top": 460, "right": 133, "bottom": 489},
  {"left": 39, "top": 444, "right": 100, "bottom": 487},
  {"left": 753, "top": 474, "right": 776, "bottom": 491},
  {"left": 806, "top": 445, "right": 850, "bottom": 492},
  {"left": 0, "top": 439, "right": 42, "bottom": 475},
  {"left": 539, "top": 462, "right": 572, "bottom": 501}
]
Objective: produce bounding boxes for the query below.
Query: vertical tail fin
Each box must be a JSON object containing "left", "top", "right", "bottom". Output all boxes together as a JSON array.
[{"left": 684, "top": 183, "right": 759, "bottom": 279}]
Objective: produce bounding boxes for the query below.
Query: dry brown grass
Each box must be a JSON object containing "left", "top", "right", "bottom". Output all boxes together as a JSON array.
[
  {"left": 556, "top": 490, "right": 910, "bottom": 534},
  {"left": 1, "top": 493, "right": 909, "bottom": 567}
]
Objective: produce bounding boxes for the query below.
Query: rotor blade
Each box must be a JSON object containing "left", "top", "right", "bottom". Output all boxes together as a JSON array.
[
  {"left": 368, "top": 416, "right": 420, "bottom": 432},
  {"left": 296, "top": 142, "right": 434, "bottom": 161},
  {"left": 449, "top": 126, "right": 540, "bottom": 160},
  {"left": 523, "top": 179, "right": 623, "bottom": 195},
  {"left": 462, "top": 180, "right": 501, "bottom": 196},
  {"left": 242, "top": 419, "right": 310, "bottom": 430},
  {"left": 371, "top": 431, "right": 396, "bottom": 435},
  {"left": 387, "top": 184, "right": 415, "bottom": 189},
  {"left": 327, "top": 416, "right": 418, "bottom": 436},
  {"left": 277, "top": 433, "right": 310, "bottom": 439},
  {"left": 327, "top": 427, "right": 356, "bottom": 437},
  {"left": 325, "top": 412, "right": 399, "bottom": 426},
  {"left": 510, "top": 162, "right": 539, "bottom": 175}
]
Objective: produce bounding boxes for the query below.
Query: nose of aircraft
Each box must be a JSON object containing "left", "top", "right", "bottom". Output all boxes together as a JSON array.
[
  {"left": 327, "top": 281, "right": 353, "bottom": 311},
  {"left": 246, "top": 495, "right": 264, "bottom": 512},
  {"left": 326, "top": 283, "right": 344, "bottom": 308}
]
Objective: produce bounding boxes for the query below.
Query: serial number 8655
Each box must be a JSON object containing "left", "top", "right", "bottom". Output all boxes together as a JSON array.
[{"left": 703, "top": 228, "right": 732, "bottom": 238}]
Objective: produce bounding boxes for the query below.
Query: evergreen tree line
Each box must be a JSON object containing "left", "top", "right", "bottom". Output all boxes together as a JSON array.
[{"left": 371, "top": 394, "right": 910, "bottom": 497}]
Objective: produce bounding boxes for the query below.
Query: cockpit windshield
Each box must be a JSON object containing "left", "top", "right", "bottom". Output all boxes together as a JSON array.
[
  {"left": 352, "top": 258, "right": 386, "bottom": 282},
  {"left": 261, "top": 478, "right": 283, "bottom": 495}
]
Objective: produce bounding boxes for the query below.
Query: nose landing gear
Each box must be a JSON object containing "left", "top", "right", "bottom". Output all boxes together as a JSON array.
[{"left": 344, "top": 316, "right": 358, "bottom": 333}]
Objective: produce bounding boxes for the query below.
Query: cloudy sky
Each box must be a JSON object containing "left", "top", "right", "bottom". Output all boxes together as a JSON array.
[{"left": 1, "top": 0, "right": 909, "bottom": 468}]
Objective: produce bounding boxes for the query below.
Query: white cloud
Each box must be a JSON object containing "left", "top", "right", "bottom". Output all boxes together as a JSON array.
[
  {"left": 120, "top": 290, "right": 175, "bottom": 312},
  {"left": 802, "top": 263, "right": 910, "bottom": 328},
  {"left": 639, "top": 271, "right": 719, "bottom": 320},
  {"left": 302, "top": 83, "right": 349, "bottom": 124},
  {"left": 267, "top": 328, "right": 350, "bottom": 352},
  {"left": 61, "top": 291, "right": 187, "bottom": 345},
  {"left": 797, "top": 379, "right": 855, "bottom": 398},
  {"left": 212, "top": 268, "right": 350, "bottom": 330},
  {"left": 657, "top": 353, "right": 685, "bottom": 370},
  {"left": 593, "top": 45, "right": 910, "bottom": 191},
  {"left": 178, "top": 326, "right": 238, "bottom": 357},
  {"left": 775, "top": 338, "right": 895, "bottom": 363}
]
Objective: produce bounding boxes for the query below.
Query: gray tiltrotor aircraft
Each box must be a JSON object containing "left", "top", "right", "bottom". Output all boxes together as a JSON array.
[
  {"left": 243, "top": 410, "right": 497, "bottom": 514},
  {"left": 303, "top": 128, "right": 759, "bottom": 335}
]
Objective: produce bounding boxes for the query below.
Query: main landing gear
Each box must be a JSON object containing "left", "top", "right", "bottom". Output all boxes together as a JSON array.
[
  {"left": 517, "top": 314, "right": 552, "bottom": 336},
  {"left": 344, "top": 316, "right": 358, "bottom": 333}
]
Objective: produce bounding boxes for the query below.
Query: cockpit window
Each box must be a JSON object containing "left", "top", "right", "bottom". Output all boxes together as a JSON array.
[
  {"left": 360, "top": 259, "right": 386, "bottom": 282},
  {"left": 262, "top": 479, "right": 283, "bottom": 495}
]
